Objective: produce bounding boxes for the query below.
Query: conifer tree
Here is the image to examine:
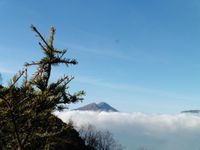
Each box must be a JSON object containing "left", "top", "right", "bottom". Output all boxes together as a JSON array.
[{"left": 0, "top": 26, "right": 92, "bottom": 150}]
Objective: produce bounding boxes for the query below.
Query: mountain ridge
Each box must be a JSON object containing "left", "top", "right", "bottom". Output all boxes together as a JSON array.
[
  {"left": 74, "top": 102, "right": 119, "bottom": 112},
  {"left": 181, "top": 110, "right": 200, "bottom": 114}
]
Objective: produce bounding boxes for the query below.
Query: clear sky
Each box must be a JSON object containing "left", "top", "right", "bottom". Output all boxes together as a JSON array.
[{"left": 1, "top": 0, "right": 200, "bottom": 113}]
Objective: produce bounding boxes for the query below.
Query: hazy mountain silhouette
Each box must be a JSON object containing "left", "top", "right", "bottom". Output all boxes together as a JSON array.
[
  {"left": 181, "top": 110, "right": 200, "bottom": 114},
  {"left": 74, "top": 102, "right": 119, "bottom": 112}
]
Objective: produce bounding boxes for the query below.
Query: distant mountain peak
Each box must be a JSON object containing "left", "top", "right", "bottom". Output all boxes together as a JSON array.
[
  {"left": 181, "top": 110, "right": 200, "bottom": 114},
  {"left": 74, "top": 102, "right": 119, "bottom": 112}
]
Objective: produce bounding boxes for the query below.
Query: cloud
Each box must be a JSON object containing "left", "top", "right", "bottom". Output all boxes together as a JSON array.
[
  {"left": 64, "top": 40, "right": 168, "bottom": 65},
  {"left": 76, "top": 75, "right": 200, "bottom": 102},
  {"left": 55, "top": 111, "right": 200, "bottom": 150}
]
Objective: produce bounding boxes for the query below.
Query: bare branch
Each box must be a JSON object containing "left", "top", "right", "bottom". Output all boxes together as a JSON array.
[{"left": 31, "top": 25, "right": 51, "bottom": 51}]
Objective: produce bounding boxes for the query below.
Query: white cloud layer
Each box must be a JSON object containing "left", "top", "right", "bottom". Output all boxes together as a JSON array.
[{"left": 55, "top": 111, "right": 200, "bottom": 150}]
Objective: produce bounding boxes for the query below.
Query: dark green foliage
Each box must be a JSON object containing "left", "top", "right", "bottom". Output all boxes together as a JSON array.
[{"left": 0, "top": 26, "right": 92, "bottom": 150}]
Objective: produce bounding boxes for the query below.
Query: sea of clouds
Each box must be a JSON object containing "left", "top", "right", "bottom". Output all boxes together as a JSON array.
[{"left": 54, "top": 111, "right": 200, "bottom": 150}]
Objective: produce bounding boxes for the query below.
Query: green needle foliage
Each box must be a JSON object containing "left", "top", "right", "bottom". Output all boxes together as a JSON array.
[{"left": 0, "top": 26, "right": 92, "bottom": 150}]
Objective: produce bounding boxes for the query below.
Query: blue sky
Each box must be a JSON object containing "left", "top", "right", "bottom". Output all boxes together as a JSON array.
[{"left": 1, "top": 0, "right": 200, "bottom": 113}]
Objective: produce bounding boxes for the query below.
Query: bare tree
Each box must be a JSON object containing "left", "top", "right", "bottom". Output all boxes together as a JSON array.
[{"left": 79, "top": 124, "right": 124, "bottom": 150}]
